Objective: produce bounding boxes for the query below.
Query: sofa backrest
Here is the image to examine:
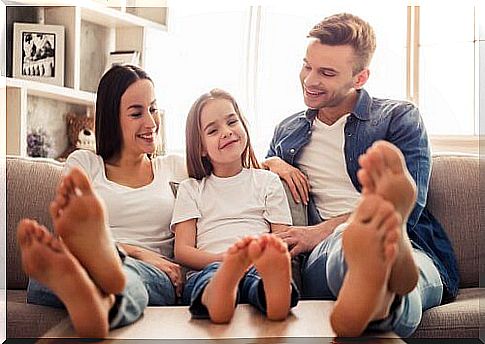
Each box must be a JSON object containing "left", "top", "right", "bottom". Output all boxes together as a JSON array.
[
  {"left": 5, "top": 154, "right": 480, "bottom": 290},
  {"left": 6, "top": 156, "right": 63, "bottom": 289},
  {"left": 426, "top": 154, "right": 480, "bottom": 288}
]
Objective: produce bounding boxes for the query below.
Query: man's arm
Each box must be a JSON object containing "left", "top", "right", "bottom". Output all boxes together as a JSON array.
[{"left": 262, "top": 157, "right": 310, "bottom": 205}]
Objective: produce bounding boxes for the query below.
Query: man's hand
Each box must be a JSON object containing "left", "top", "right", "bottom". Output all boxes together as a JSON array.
[
  {"left": 273, "top": 213, "right": 350, "bottom": 256},
  {"left": 263, "top": 157, "right": 310, "bottom": 205}
]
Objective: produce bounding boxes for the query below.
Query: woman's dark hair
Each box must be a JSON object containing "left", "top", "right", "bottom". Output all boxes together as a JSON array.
[{"left": 95, "top": 64, "right": 153, "bottom": 161}]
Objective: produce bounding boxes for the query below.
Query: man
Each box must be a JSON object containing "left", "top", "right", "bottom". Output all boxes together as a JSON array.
[{"left": 264, "top": 13, "right": 459, "bottom": 337}]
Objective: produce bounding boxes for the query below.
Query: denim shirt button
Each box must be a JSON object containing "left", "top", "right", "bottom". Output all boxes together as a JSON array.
[
  {"left": 347, "top": 132, "right": 352, "bottom": 137},
  {"left": 289, "top": 148, "right": 295, "bottom": 154},
  {"left": 307, "top": 130, "right": 311, "bottom": 135}
]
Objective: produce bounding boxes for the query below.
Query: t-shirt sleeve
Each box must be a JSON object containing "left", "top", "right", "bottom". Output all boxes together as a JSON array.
[
  {"left": 263, "top": 173, "right": 293, "bottom": 225},
  {"left": 63, "top": 150, "right": 97, "bottom": 179},
  {"left": 170, "top": 179, "right": 201, "bottom": 232},
  {"left": 167, "top": 154, "right": 189, "bottom": 182}
]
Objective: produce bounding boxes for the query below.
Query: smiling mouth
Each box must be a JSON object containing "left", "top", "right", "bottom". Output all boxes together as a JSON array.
[
  {"left": 220, "top": 139, "right": 239, "bottom": 149},
  {"left": 305, "top": 87, "right": 326, "bottom": 97},
  {"left": 137, "top": 132, "right": 157, "bottom": 141}
]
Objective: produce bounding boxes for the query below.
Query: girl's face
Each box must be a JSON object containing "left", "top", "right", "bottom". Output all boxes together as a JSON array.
[
  {"left": 199, "top": 98, "right": 248, "bottom": 176},
  {"left": 119, "top": 79, "right": 160, "bottom": 158}
]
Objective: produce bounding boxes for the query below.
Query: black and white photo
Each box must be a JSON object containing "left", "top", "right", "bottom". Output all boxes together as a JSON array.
[{"left": 13, "top": 23, "right": 65, "bottom": 86}]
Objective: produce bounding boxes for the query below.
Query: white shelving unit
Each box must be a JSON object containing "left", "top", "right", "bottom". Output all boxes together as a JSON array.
[{"left": 6, "top": 0, "right": 168, "bottom": 157}]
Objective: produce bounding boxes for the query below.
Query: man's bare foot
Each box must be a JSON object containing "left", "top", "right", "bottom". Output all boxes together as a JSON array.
[
  {"left": 248, "top": 234, "right": 292, "bottom": 321},
  {"left": 49, "top": 167, "right": 125, "bottom": 294},
  {"left": 330, "top": 196, "right": 400, "bottom": 337},
  {"left": 358, "top": 140, "right": 419, "bottom": 295},
  {"left": 17, "top": 219, "right": 114, "bottom": 338},
  {"left": 201, "top": 236, "right": 255, "bottom": 323}
]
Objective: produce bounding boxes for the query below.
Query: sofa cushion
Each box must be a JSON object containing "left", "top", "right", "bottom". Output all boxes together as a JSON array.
[
  {"left": 7, "top": 290, "right": 67, "bottom": 338},
  {"left": 6, "top": 156, "right": 63, "bottom": 290},
  {"left": 427, "top": 155, "right": 480, "bottom": 288},
  {"left": 411, "top": 287, "right": 484, "bottom": 338}
]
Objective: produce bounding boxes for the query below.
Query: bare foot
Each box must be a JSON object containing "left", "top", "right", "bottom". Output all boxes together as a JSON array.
[
  {"left": 248, "top": 234, "right": 292, "bottom": 321},
  {"left": 330, "top": 195, "right": 400, "bottom": 337},
  {"left": 201, "top": 236, "right": 255, "bottom": 323},
  {"left": 49, "top": 167, "right": 125, "bottom": 295},
  {"left": 358, "top": 140, "right": 419, "bottom": 295},
  {"left": 17, "top": 219, "right": 114, "bottom": 338}
]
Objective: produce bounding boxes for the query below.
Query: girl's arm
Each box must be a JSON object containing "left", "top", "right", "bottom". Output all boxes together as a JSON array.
[{"left": 174, "top": 219, "right": 223, "bottom": 270}]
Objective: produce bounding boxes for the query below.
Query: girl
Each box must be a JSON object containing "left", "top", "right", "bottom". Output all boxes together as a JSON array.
[
  {"left": 18, "top": 65, "right": 187, "bottom": 337},
  {"left": 171, "top": 89, "right": 299, "bottom": 323}
]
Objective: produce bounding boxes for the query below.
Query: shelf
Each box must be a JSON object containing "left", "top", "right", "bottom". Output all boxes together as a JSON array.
[
  {"left": 6, "top": 0, "right": 167, "bottom": 30},
  {"left": 81, "top": 5, "right": 167, "bottom": 30},
  {"left": 6, "top": 78, "right": 96, "bottom": 105}
]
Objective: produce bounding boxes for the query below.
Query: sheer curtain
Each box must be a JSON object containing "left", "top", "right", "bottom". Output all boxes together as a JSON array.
[{"left": 145, "top": 4, "right": 477, "bottom": 157}]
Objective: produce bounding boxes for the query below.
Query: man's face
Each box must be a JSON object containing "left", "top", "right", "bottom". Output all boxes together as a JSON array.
[{"left": 299, "top": 38, "right": 367, "bottom": 110}]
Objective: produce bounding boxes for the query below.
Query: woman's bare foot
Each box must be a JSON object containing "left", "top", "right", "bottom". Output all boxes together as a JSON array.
[
  {"left": 17, "top": 219, "right": 114, "bottom": 338},
  {"left": 248, "top": 234, "right": 292, "bottom": 321},
  {"left": 357, "top": 140, "right": 419, "bottom": 295},
  {"left": 330, "top": 195, "right": 401, "bottom": 337},
  {"left": 201, "top": 236, "right": 255, "bottom": 323},
  {"left": 49, "top": 167, "right": 125, "bottom": 295}
]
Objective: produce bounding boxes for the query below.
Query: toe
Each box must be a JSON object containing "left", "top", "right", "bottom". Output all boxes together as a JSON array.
[{"left": 70, "top": 167, "right": 93, "bottom": 195}]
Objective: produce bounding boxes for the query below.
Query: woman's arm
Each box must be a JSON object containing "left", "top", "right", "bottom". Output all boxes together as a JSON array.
[
  {"left": 117, "top": 242, "right": 183, "bottom": 296},
  {"left": 174, "top": 219, "right": 223, "bottom": 270}
]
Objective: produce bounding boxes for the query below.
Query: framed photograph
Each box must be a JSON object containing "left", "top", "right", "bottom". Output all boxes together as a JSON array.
[
  {"left": 105, "top": 50, "right": 140, "bottom": 71},
  {"left": 13, "top": 22, "right": 65, "bottom": 86}
]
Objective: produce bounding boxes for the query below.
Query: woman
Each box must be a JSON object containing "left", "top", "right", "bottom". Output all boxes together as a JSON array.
[{"left": 17, "top": 64, "right": 187, "bottom": 337}]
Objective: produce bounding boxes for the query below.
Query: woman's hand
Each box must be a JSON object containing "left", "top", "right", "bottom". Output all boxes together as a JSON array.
[
  {"left": 263, "top": 157, "right": 310, "bottom": 205},
  {"left": 119, "top": 243, "right": 183, "bottom": 297},
  {"left": 137, "top": 250, "right": 183, "bottom": 297}
]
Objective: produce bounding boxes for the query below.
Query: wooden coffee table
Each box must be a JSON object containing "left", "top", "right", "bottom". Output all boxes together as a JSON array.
[{"left": 39, "top": 300, "right": 405, "bottom": 343}]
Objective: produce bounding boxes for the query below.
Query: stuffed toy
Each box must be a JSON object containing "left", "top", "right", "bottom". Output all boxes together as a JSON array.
[{"left": 58, "top": 112, "right": 96, "bottom": 161}]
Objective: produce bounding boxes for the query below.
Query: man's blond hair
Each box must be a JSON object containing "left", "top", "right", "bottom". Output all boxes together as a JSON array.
[{"left": 309, "top": 13, "right": 376, "bottom": 74}]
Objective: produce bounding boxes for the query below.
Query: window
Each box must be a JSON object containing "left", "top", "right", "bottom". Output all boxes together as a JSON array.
[{"left": 145, "top": 5, "right": 480, "bottom": 157}]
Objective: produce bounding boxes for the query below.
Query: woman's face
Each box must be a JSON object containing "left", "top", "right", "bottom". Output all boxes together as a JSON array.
[{"left": 118, "top": 79, "right": 160, "bottom": 157}]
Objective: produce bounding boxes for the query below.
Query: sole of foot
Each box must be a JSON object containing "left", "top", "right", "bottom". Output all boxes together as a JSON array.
[
  {"left": 202, "top": 236, "right": 255, "bottom": 324},
  {"left": 249, "top": 234, "right": 292, "bottom": 321},
  {"left": 357, "top": 140, "right": 419, "bottom": 295},
  {"left": 330, "top": 195, "right": 399, "bottom": 337},
  {"left": 50, "top": 167, "right": 126, "bottom": 295},
  {"left": 17, "top": 219, "right": 114, "bottom": 338}
]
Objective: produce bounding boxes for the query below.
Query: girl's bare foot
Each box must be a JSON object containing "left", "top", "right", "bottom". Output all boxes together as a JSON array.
[
  {"left": 201, "top": 236, "right": 254, "bottom": 323},
  {"left": 17, "top": 219, "right": 115, "bottom": 338},
  {"left": 248, "top": 234, "right": 292, "bottom": 321},
  {"left": 49, "top": 167, "right": 125, "bottom": 294},
  {"left": 330, "top": 195, "right": 400, "bottom": 337},
  {"left": 357, "top": 140, "right": 419, "bottom": 295}
]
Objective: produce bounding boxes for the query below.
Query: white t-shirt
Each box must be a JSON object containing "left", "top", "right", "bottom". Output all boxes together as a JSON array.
[
  {"left": 171, "top": 168, "right": 292, "bottom": 254},
  {"left": 64, "top": 150, "right": 188, "bottom": 258},
  {"left": 297, "top": 115, "right": 360, "bottom": 219}
]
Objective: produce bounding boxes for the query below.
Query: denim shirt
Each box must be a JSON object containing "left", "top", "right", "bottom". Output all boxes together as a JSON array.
[{"left": 267, "top": 89, "right": 459, "bottom": 301}]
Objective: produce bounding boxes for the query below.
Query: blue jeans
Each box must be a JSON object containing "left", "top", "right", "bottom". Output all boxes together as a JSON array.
[
  {"left": 27, "top": 256, "right": 176, "bottom": 329},
  {"left": 182, "top": 262, "right": 299, "bottom": 317},
  {"left": 301, "top": 224, "right": 443, "bottom": 337}
]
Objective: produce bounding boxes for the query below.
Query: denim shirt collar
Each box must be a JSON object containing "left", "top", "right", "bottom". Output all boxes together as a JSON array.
[{"left": 304, "top": 88, "right": 374, "bottom": 122}]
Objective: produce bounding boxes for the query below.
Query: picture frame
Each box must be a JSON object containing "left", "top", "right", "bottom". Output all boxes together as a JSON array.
[
  {"left": 12, "top": 22, "right": 65, "bottom": 86},
  {"left": 105, "top": 50, "right": 140, "bottom": 71}
]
